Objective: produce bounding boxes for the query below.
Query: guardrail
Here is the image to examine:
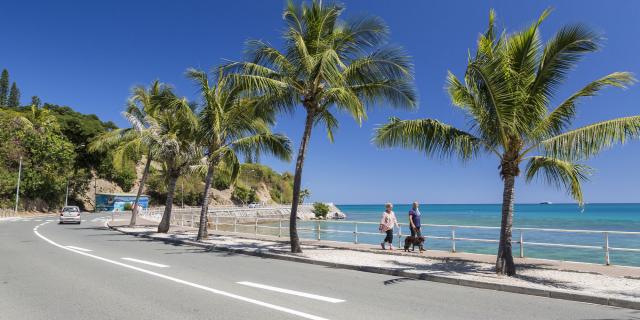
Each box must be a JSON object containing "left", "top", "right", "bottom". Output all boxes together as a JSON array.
[{"left": 139, "top": 209, "right": 640, "bottom": 266}]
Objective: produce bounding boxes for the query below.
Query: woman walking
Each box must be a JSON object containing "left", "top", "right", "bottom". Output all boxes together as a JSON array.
[{"left": 379, "top": 203, "right": 400, "bottom": 250}]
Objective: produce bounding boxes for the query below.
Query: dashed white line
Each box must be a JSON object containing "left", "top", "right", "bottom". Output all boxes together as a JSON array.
[
  {"left": 66, "top": 246, "right": 93, "bottom": 252},
  {"left": 122, "top": 257, "right": 169, "bottom": 268},
  {"left": 32, "top": 222, "right": 328, "bottom": 320},
  {"left": 237, "top": 281, "right": 345, "bottom": 303}
]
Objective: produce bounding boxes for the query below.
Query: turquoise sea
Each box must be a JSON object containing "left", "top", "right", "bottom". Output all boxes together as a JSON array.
[{"left": 294, "top": 203, "right": 640, "bottom": 267}]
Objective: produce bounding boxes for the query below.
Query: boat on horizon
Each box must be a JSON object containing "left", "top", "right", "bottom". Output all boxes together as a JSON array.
[{"left": 539, "top": 201, "right": 553, "bottom": 205}]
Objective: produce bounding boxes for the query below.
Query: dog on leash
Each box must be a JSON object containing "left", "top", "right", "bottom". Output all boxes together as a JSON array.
[{"left": 403, "top": 236, "right": 425, "bottom": 252}]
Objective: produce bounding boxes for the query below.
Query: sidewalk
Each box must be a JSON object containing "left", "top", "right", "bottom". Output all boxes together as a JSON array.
[{"left": 108, "top": 217, "right": 640, "bottom": 309}]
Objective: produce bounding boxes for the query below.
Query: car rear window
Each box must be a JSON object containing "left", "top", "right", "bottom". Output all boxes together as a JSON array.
[{"left": 63, "top": 207, "right": 79, "bottom": 212}]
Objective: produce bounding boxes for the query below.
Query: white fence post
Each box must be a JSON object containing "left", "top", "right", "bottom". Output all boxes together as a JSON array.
[
  {"left": 278, "top": 218, "right": 282, "bottom": 237},
  {"left": 451, "top": 226, "right": 456, "bottom": 253},
  {"left": 316, "top": 221, "right": 321, "bottom": 241},
  {"left": 354, "top": 222, "right": 358, "bottom": 244},
  {"left": 215, "top": 215, "right": 219, "bottom": 231},
  {"left": 604, "top": 232, "right": 610, "bottom": 266},
  {"left": 519, "top": 230, "right": 524, "bottom": 258},
  {"left": 255, "top": 216, "right": 258, "bottom": 235}
]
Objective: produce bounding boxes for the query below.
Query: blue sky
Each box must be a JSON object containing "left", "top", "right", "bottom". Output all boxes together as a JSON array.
[{"left": 2, "top": 1, "right": 639, "bottom": 204}]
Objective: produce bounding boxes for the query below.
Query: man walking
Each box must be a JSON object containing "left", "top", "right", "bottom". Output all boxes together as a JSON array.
[{"left": 409, "top": 202, "right": 425, "bottom": 252}]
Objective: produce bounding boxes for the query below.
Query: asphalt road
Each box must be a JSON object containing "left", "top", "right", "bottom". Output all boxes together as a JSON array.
[{"left": 1, "top": 213, "right": 638, "bottom": 320}]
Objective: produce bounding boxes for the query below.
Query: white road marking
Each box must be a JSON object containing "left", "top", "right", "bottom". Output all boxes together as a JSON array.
[
  {"left": 33, "top": 222, "right": 328, "bottom": 320},
  {"left": 121, "top": 257, "right": 169, "bottom": 268},
  {"left": 66, "top": 246, "right": 93, "bottom": 252},
  {"left": 237, "top": 281, "right": 345, "bottom": 303}
]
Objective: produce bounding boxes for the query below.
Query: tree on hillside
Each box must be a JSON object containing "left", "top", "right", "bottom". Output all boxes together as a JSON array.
[
  {"left": 299, "top": 189, "right": 311, "bottom": 204},
  {"left": 0, "top": 69, "right": 9, "bottom": 106},
  {"left": 187, "top": 68, "right": 292, "bottom": 240},
  {"left": 31, "top": 96, "right": 41, "bottom": 108},
  {"left": 8, "top": 82, "right": 20, "bottom": 107},
  {"left": 374, "top": 9, "right": 640, "bottom": 276},
  {"left": 228, "top": 0, "right": 417, "bottom": 252},
  {"left": 0, "top": 106, "right": 74, "bottom": 210}
]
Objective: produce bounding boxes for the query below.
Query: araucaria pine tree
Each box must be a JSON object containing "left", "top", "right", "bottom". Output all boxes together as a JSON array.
[
  {"left": 0, "top": 69, "right": 9, "bottom": 106},
  {"left": 8, "top": 82, "right": 21, "bottom": 107}
]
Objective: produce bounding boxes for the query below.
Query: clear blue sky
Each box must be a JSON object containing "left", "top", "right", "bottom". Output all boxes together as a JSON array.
[{"left": 2, "top": 1, "right": 639, "bottom": 204}]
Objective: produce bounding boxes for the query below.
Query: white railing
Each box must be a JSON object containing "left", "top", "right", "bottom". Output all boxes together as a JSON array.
[
  {"left": 137, "top": 208, "right": 640, "bottom": 266},
  {"left": 210, "top": 214, "right": 638, "bottom": 266}
]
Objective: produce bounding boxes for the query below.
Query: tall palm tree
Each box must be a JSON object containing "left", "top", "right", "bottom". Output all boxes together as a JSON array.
[
  {"left": 374, "top": 9, "right": 640, "bottom": 276},
  {"left": 152, "top": 93, "right": 203, "bottom": 233},
  {"left": 89, "top": 81, "right": 171, "bottom": 226},
  {"left": 228, "top": 0, "right": 417, "bottom": 252},
  {"left": 187, "top": 68, "right": 292, "bottom": 240}
]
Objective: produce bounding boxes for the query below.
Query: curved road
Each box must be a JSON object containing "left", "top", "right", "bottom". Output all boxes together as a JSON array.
[{"left": 1, "top": 213, "right": 637, "bottom": 320}]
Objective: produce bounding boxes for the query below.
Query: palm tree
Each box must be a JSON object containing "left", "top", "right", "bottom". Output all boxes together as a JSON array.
[
  {"left": 152, "top": 93, "right": 203, "bottom": 233},
  {"left": 374, "top": 9, "right": 640, "bottom": 276},
  {"left": 299, "top": 189, "right": 311, "bottom": 204},
  {"left": 187, "top": 68, "right": 292, "bottom": 240},
  {"left": 228, "top": 0, "right": 417, "bottom": 252},
  {"left": 89, "top": 81, "right": 171, "bottom": 226}
]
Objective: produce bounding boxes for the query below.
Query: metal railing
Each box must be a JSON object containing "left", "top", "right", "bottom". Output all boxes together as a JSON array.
[
  {"left": 138, "top": 209, "right": 640, "bottom": 266},
  {"left": 219, "top": 216, "right": 638, "bottom": 266}
]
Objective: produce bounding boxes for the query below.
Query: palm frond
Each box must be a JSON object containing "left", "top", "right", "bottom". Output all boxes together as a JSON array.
[
  {"left": 542, "top": 116, "right": 640, "bottom": 160},
  {"left": 230, "top": 133, "right": 292, "bottom": 162},
  {"left": 374, "top": 118, "right": 482, "bottom": 160},
  {"left": 314, "top": 108, "right": 339, "bottom": 143},
  {"left": 535, "top": 72, "right": 635, "bottom": 137},
  {"left": 525, "top": 156, "right": 592, "bottom": 205},
  {"left": 531, "top": 24, "right": 600, "bottom": 102}
]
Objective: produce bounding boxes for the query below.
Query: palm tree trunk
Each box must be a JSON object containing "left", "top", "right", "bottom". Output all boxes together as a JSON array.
[
  {"left": 197, "top": 163, "right": 215, "bottom": 240},
  {"left": 129, "top": 155, "right": 152, "bottom": 227},
  {"left": 496, "top": 173, "right": 516, "bottom": 276},
  {"left": 289, "top": 110, "right": 315, "bottom": 253},
  {"left": 158, "top": 174, "right": 178, "bottom": 233}
]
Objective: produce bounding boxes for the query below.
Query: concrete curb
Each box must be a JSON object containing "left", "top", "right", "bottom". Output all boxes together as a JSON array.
[{"left": 108, "top": 224, "right": 640, "bottom": 310}]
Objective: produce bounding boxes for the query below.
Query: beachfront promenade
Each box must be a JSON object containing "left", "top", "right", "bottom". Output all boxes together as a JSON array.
[{"left": 2, "top": 212, "right": 638, "bottom": 320}]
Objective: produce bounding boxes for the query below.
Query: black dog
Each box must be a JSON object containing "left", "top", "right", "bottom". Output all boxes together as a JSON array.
[{"left": 403, "top": 236, "right": 425, "bottom": 252}]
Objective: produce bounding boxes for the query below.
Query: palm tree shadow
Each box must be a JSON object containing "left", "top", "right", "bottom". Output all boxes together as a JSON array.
[
  {"left": 386, "top": 259, "right": 586, "bottom": 291},
  {"left": 383, "top": 277, "right": 417, "bottom": 286}
]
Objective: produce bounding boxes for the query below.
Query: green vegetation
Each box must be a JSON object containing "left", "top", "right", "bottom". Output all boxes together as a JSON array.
[
  {"left": 8, "top": 82, "right": 20, "bottom": 107},
  {"left": 312, "top": 202, "right": 329, "bottom": 219},
  {"left": 374, "top": 9, "right": 640, "bottom": 276},
  {"left": 237, "top": 164, "right": 294, "bottom": 204},
  {"left": 0, "top": 69, "right": 8, "bottom": 106},
  {"left": 231, "top": 184, "right": 257, "bottom": 205},
  {"left": 0, "top": 78, "right": 134, "bottom": 211},
  {"left": 228, "top": 0, "right": 417, "bottom": 253}
]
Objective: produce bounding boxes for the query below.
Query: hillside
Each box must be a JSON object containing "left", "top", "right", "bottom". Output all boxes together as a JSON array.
[{"left": 144, "top": 162, "right": 297, "bottom": 207}]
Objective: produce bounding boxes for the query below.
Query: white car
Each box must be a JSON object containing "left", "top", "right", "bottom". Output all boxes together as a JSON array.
[
  {"left": 248, "top": 203, "right": 261, "bottom": 208},
  {"left": 59, "top": 206, "right": 81, "bottom": 224}
]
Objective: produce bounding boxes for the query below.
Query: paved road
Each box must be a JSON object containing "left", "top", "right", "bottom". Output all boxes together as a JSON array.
[{"left": 1, "top": 213, "right": 638, "bottom": 320}]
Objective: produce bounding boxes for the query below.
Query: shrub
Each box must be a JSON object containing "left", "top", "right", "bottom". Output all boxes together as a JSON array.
[
  {"left": 312, "top": 202, "right": 330, "bottom": 219},
  {"left": 123, "top": 202, "right": 133, "bottom": 211},
  {"left": 231, "top": 184, "right": 257, "bottom": 204}
]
